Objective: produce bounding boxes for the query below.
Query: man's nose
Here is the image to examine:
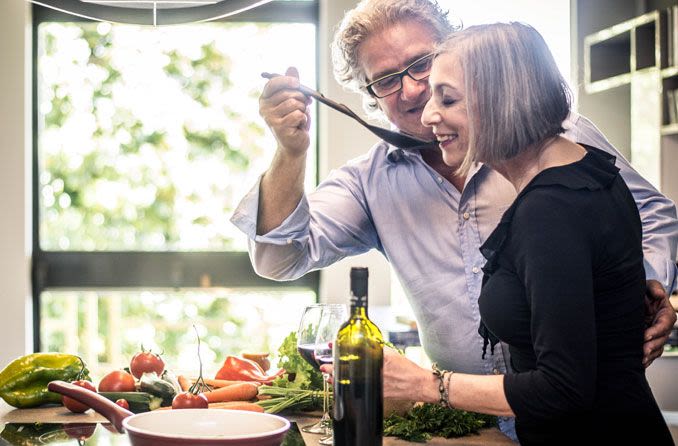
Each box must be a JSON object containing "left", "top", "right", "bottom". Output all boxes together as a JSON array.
[{"left": 400, "top": 75, "right": 429, "bottom": 102}]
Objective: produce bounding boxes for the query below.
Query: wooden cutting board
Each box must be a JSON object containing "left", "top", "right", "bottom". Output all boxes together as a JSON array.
[
  {"left": 288, "top": 415, "right": 514, "bottom": 446},
  {"left": 0, "top": 403, "right": 514, "bottom": 445},
  {"left": 1, "top": 404, "right": 106, "bottom": 424}
]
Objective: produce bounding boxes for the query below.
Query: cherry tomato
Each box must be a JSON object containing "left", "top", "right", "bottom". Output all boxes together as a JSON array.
[
  {"left": 130, "top": 351, "right": 165, "bottom": 379},
  {"left": 172, "top": 392, "right": 208, "bottom": 409},
  {"left": 63, "top": 423, "right": 97, "bottom": 440},
  {"left": 115, "top": 399, "right": 130, "bottom": 410},
  {"left": 98, "top": 370, "right": 136, "bottom": 392},
  {"left": 62, "top": 380, "right": 96, "bottom": 413}
]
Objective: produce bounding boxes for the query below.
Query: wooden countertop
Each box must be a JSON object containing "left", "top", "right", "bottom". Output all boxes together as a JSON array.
[{"left": 0, "top": 401, "right": 515, "bottom": 445}]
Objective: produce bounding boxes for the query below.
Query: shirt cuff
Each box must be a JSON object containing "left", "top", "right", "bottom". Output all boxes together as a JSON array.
[
  {"left": 229, "top": 176, "right": 311, "bottom": 246},
  {"left": 643, "top": 255, "right": 678, "bottom": 295}
]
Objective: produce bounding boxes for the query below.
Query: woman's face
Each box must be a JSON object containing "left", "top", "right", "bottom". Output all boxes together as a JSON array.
[{"left": 421, "top": 52, "right": 469, "bottom": 170}]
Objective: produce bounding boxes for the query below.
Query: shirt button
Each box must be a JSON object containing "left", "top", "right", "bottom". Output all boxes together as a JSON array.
[
  {"left": 462, "top": 212, "right": 470, "bottom": 220},
  {"left": 437, "top": 177, "right": 443, "bottom": 183},
  {"left": 472, "top": 266, "right": 480, "bottom": 274},
  {"left": 286, "top": 238, "right": 293, "bottom": 245}
]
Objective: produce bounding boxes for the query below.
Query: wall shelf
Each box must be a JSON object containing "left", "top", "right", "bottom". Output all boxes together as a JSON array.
[
  {"left": 660, "top": 123, "right": 678, "bottom": 135},
  {"left": 584, "top": 11, "right": 661, "bottom": 94},
  {"left": 583, "top": 7, "right": 678, "bottom": 202}
]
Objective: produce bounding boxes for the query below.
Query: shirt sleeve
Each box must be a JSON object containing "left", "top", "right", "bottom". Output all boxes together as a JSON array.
[
  {"left": 503, "top": 191, "right": 598, "bottom": 422},
  {"left": 229, "top": 162, "right": 380, "bottom": 281},
  {"left": 564, "top": 113, "right": 678, "bottom": 293}
]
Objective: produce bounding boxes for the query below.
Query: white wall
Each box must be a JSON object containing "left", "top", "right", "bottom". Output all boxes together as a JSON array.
[
  {"left": 318, "top": 0, "right": 392, "bottom": 305},
  {"left": 0, "top": 0, "right": 33, "bottom": 364}
]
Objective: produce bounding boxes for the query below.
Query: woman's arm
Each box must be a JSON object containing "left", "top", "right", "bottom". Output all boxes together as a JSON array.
[{"left": 381, "top": 348, "right": 514, "bottom": 417}]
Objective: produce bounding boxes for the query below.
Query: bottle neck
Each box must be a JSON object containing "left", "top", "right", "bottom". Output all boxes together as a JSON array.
[{"left": 350, "top": 300, "right": 368, "bottom": 318}]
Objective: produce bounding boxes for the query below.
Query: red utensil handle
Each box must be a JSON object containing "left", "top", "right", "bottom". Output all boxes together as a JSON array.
[{"left": 48, "top": 380, "right": 133, "bottom": 433}]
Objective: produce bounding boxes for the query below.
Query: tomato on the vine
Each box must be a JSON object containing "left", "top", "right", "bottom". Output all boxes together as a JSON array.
[
  {"left": 130, "top": 350, "right": 165, "bottom": 379},
  {"left": 62, "top": 380, "right": 96, "bottom": 413},
  {"left": 172, "top": 392, "right": 208, "bottom": 409},
  {"left": 98, "top": 370, "right": 136, "bottom": 392}
]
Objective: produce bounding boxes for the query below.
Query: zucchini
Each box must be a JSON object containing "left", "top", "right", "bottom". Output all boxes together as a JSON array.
[
  {"left": 99, "top": 391, "right": 162, "bottom": 413},
  {"left": 139, "top": 372, "right": 177, "bottom": 407}
]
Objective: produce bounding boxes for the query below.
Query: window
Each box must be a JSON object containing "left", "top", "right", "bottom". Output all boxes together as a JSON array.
[{"left": 33, "top": 1, "right": 319, "bottom": 373}]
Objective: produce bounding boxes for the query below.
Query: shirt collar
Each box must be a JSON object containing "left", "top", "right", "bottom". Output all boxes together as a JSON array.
[{"left": 386, "top": 143, "right": 404, "bottom": 161}]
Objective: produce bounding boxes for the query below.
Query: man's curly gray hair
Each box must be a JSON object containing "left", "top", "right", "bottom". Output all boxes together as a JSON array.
[{"left": 331, "top": 0, "right": 457, "bottom": 119}]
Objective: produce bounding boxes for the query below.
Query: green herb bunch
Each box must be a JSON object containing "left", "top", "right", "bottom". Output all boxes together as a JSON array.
[
  {"left": 384, "top": 403, "right": 497, "bottom": 442},
  {"left": 271, "top": 331, "right": 323, "bottom": 391}
]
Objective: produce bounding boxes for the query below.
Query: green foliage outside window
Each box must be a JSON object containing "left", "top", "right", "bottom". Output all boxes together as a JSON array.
[{"left": 37, "top": 20, "right": 317, "bottom": 373}]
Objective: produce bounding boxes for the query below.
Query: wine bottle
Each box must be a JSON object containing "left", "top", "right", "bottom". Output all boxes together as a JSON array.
[{"left": 333, "top": 267, "right": 384, "bottom": 446}]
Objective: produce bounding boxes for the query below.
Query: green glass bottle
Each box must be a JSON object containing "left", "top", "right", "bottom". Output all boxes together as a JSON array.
[{"left": 333, "top": 267, "right": 383, "bottom": 446}]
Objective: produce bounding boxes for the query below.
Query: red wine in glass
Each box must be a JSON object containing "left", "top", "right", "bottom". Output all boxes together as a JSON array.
[
  {"left": 297, "top": 343, "right": 333, "bottom": 370},
  {"left": 297, "top": 344, "right": 320, "bottom": 371}
]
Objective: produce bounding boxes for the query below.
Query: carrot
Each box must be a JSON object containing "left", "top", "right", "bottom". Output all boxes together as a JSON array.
[
  {"left": 203, "top": 378, "right": 255, "bottom": 388},
  {"left": 200, "top": 382, "right": 259, "bottom": 403},
  {"left": 177, "top": 375, "right": 192, "bottom": 392},
  {"left": 208, "top": 401, "right": 265, "bottom": 413},
  {"left": 189, "top": 377, "right": 256, "bottom": 388}
]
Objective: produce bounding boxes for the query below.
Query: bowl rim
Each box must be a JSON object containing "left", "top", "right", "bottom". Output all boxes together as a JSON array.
[{"left": 122, "top": 408, "right": 291, "bottom": 440}]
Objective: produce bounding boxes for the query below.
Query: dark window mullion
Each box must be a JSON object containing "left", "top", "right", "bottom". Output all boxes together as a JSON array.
[{"left": 35, "top": 251, "right": 318, "bottom": 290}]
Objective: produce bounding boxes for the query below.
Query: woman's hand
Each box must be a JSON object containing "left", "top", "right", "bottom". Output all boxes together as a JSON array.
[
  {"left": 382, "top": 348, "right": 439, "bottom": 403},
  {"left": 642, "top": 280, "right": 677, "bottom": 367},
  {"left": 320, "top": 348, "right": 439, "bottom": 403}
]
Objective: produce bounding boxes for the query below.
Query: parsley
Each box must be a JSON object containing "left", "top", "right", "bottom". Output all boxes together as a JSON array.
[
  {"left": 271, "top": 331, "right": 323, "bottom": 391},
  {"left": 384, "top": 403, "right": 497, "bottom": 442}
]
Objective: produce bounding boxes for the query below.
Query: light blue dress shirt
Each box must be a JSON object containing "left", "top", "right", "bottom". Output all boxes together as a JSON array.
[{"left": 231, "top": 110, "right": 678, "bottom": 381}]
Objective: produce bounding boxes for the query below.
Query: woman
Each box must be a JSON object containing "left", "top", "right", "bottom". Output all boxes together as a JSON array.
[{"left": 383, "top": 22, "right": 673, "bottom": 445}]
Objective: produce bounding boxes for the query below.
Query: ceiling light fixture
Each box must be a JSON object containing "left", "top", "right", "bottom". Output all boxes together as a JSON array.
[{"left": 27, "top": 0, "right": 275, "bottom": 26}]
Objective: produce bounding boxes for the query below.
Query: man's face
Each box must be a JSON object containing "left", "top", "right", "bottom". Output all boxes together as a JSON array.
[
  {"left": 421, "top": 51, "right": 469, "bottom": 169},
  {"left": 358, "top": 20, "right": 437, "bottom": 140}
]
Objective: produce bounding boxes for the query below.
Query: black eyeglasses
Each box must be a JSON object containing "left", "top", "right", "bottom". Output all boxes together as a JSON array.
[{"left": 365, "top": 53, "right": 434, "bottom": 98}]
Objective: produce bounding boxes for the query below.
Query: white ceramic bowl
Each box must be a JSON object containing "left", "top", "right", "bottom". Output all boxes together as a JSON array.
[{"left": 123, "top": 409, "right": 290, "bottom": 446}]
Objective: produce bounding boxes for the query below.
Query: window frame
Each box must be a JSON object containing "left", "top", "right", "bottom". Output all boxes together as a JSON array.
[{"left": 30, "top": 1, "right": 320, "bottom": 352}]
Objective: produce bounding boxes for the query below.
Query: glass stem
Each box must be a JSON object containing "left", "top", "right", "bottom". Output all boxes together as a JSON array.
[{"left": 321, "top": 372, "right": 330, "bottom": 425}]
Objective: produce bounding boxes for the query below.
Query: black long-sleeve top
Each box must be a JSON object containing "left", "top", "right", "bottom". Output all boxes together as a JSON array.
[{"left": 478, "top": 146, "right": 673, "bottom": 445}]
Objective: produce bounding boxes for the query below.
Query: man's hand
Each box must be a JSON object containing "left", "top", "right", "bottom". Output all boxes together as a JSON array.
[
  {"left": 643, "top": 280, "right": 677, "bottom": 368},
  {"left": 259, "top": 66, "right": 312, "bottom": 157}
]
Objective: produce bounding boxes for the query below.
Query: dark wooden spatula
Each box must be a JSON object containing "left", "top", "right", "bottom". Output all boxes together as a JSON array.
[{"left": 262, "top": 72, "right": 436, "bottom": 151}]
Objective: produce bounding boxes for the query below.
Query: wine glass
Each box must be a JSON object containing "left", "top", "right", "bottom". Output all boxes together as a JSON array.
[
  {"left": 296, "top": 304, "right": 347, "bottom": 435},
  {"left": 314, "top": 304, "right": 348, "bottom": 445}
]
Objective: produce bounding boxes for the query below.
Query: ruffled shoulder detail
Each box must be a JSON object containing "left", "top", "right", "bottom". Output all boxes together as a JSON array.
[{"left": 477, "top": 145, "right": 619, "bottom": 358}]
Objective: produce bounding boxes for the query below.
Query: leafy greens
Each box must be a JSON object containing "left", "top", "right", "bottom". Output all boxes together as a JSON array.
[
  {"left": 271, "top": 331, "right": 323, "bottom": 391},
  {"left": 384, "top": 403, "right": 497, "bottom": 442}
]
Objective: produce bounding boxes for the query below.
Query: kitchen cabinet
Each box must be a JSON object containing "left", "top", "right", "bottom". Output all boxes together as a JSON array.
[{"left": 583, "top": 8, "right": 678, "bottom": 203}]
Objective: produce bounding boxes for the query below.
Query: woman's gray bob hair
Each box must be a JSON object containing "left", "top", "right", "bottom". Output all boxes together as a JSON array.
[
  {"left": 437, "top": 22, "right": 572, "bottom": 175},
  {"left": 331, "top": 0, "right": 456, "bottom": 118}
]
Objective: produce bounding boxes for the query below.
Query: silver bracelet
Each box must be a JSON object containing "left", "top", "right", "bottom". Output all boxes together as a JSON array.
[
  {"left": 432, "top": 363, "right": 452, "bottom": 409},
  {"left": 444, "top": 368, "right": 453, "bottom": 408}
]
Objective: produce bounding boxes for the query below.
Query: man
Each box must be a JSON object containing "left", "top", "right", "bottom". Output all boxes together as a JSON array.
[{"left": 231, "top": 0, "right": 678, "bottom": 438}]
